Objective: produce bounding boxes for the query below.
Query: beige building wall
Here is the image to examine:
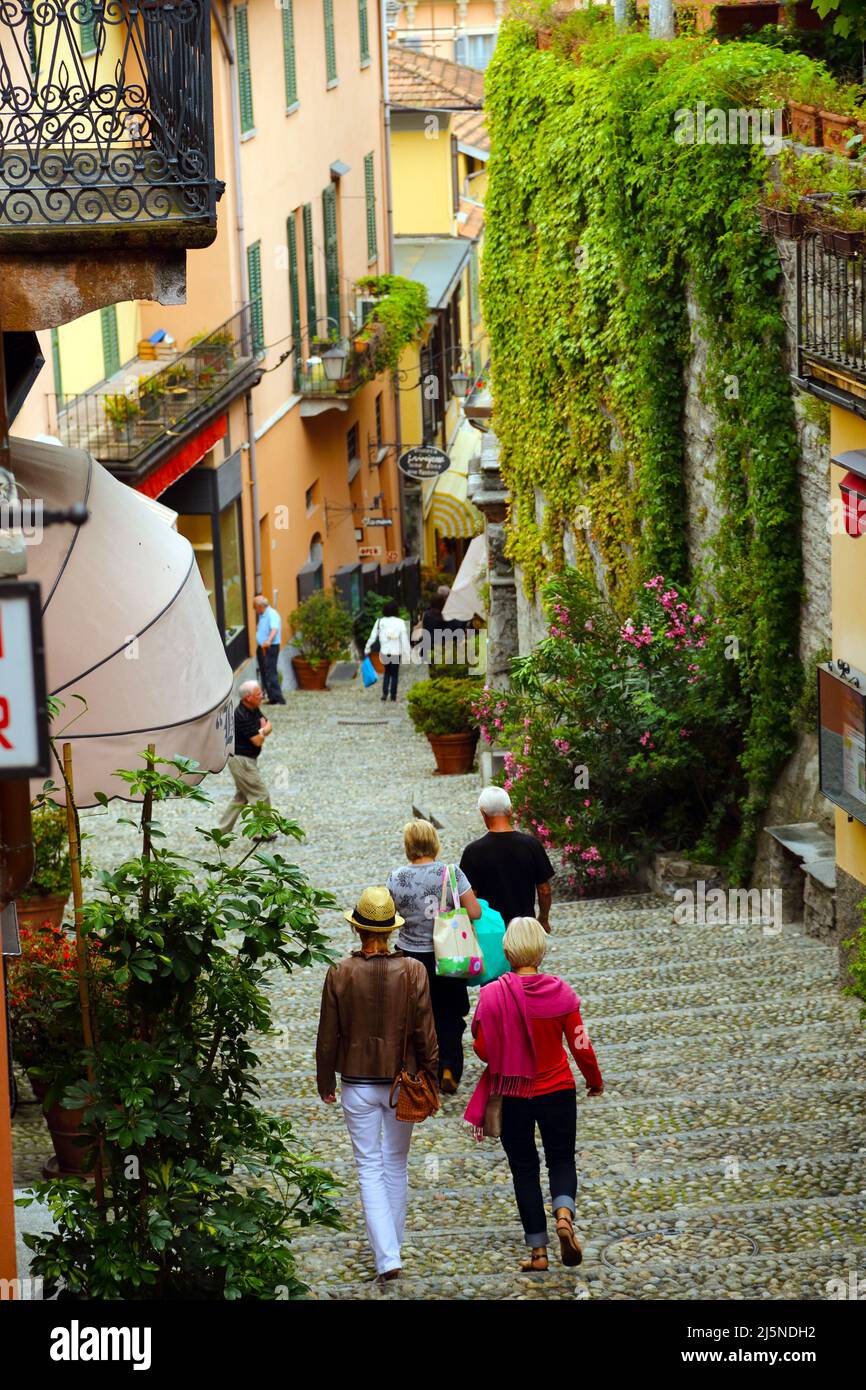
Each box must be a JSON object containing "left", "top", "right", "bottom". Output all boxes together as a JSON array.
[{"left": 392, "top": 0, "right": 503, "bottom": 62}]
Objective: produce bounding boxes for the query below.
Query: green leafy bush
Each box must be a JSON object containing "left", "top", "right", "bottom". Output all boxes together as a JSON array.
[
  {"left": 20, "top": 802, "right": 72, "bottom": 900},
  {"left": 354, "top": 275, "right": 428, "bottom": 379},
  {"left": 407, "top": 678, "right": 478, "bottom": 736},
  {"left": 289, "top": 590, "right": 353, "bottom": 666}
]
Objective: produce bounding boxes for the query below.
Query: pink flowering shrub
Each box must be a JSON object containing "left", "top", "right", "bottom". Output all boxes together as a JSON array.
[{"left": 472, "top": 569, "right": 744, "bottom": 894}]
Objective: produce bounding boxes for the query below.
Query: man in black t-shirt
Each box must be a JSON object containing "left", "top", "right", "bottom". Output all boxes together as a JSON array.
[
  {"left": 218, "top": 680, "right": 274, "bottom": 833},
  {"left": 459, "top": 786, "right": 555, "bottom": 932}
]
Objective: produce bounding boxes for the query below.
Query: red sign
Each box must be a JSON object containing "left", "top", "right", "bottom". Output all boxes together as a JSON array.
[
  {"left": 0, "top": 581, "right": 50, "bottom": 778},
  {"left": 358, "top": 545, "right": 382, "bottom": 559}
]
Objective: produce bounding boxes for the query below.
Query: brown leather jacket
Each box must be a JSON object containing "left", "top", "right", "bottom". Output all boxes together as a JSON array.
[{"left": 316, "top": 951, "right": 439, "bottom": 1096}]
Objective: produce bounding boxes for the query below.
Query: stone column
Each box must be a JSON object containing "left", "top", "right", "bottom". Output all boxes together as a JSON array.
[{"left": 468, "top": 428, "right": 518, "bottom": 689}]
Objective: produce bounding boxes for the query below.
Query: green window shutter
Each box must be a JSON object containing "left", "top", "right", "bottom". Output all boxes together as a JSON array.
[
  {"left": 247, "top": 241, "right": 264, "bottom": 353},
  {"left": 80, "top": 2, "right": 97, "bottom": 56},
  {"left": 358, "top": 0, "right": 370, "bottom": 64},
  {"left": 287, "top": 214, "right": 302, "bottom": 389},
  {"left": 100, "top": 306, "right": 120, "bottom": 378},
  {"left": 323, "top": 0, "right": 337, "bottom": 84},
  {"left": 470, "top": 242, "right": 480, "bottom": 323},
  {"left": 364, "top": 152, "right": 377, "bottom": 263},
  {"left": 281, "top": 0, "right": 298, "bottom": 109},
  {"left": 51, "top": 329, "right": 62, "bottom": 400},
  {"left": 302, "top": 203, "right": 317, "bottom": 340},
  {"left": 322, "top": 184, "right": 341, "bottom": 332},
  {"left": 235, "top": 6, "right": 254, "bottom": 134}
]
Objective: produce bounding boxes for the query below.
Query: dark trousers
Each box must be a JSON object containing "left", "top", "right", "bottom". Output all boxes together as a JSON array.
[
  {"left": 402, "top": 950, "right": 469, "bottom": 1083},
  {"left": 500, "top": 1088, "right": 578, "bottom": 1246},
  {"left": 382, "top": 660, "right": 400, "bottom": 701},
  {"left": 257, "top": 644, "right": 285, "bottom": 703}
]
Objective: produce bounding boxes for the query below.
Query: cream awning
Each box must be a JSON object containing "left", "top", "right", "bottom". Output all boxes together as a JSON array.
[{"left": 423, "top": 419, "right": 483, "bottom": 540}]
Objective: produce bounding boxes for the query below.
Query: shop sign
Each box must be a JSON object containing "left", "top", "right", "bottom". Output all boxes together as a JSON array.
[
  {"left": 398, "top": 445, "right": 450, "bottom": 481},
  {"left": 0, "top": 580, "right": 50, "bottom": 779},
  {"left": 358, "top": 545, "right": 382, "bottom": 559}
]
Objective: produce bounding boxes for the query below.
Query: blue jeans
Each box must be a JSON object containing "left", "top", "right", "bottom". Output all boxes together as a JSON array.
[{"left": 500, "top": 1088, "right": 577, "bottom": 1246}]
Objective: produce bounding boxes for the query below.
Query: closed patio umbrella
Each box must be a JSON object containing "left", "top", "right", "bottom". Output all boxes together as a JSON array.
[{"left": 12, "top": 436, "right": 234, "bottom": 807}]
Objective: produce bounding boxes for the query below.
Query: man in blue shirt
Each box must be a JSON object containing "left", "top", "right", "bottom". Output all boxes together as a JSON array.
[{"left": 253, "top": 594, "right": 286, "bottom": 705}]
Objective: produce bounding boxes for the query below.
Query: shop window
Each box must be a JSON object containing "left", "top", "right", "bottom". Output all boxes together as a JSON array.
[
  {"left": 177, "top": 514, "right": 217, "bottom": 623},
  {"left": 454, "top": 32, "right": 496, "bottom": 69}
]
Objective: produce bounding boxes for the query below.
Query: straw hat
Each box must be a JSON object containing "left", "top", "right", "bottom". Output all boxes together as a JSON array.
[{"left": 344, "top": 886, "right": 405, "bottom": 933}]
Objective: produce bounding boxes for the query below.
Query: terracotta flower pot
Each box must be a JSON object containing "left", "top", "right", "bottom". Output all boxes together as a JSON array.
[
  {"left": 819, "top": 109, "right": 858, "bottom": 156},
  {"left": 29, "top": 1079, "right": 94, "bottom": 1179},
  {"left": 537, "top": 28, "right": 553, "bottom": 50},
  {"left": 291, "top": 656, "right": 331, "bottom": 690},
  {"left": 788, "top": 101, "right": 821, "bottom": 147},
  {"left": 774, "top": 208, "right": 806, "bottom": 240},
  {"left": 427, "top": 731, "right": 478, "bottom": 775},
  {"left": 15, "top": 893, "right": 69, "bottom": 930}
]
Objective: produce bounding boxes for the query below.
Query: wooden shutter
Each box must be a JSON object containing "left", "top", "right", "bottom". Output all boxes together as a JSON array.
[
  {"left": 358, "top": 0, "right": 370, "bottom": 64},
  {"left": 302, "top": 203, "right": 317, "bottom": 339},
  {"left": 100, "top": 306, "right": 120, "bottom": 378},
  {"left": 364, "top": 152, "right": 377, "bottom": 264},
  {"left": 79, "top": 2, "right": 97, "bottom": 56},
  {"left": 247, "top": 241, "right": 264, "bottom": 353},
  {"left": 322, "top": 184, "right": 341, "bottom": 333},
  {"left": 323, "top": 0, "right": 337, "bottom": 84},
  {"left": 235, "top": 6, "right": 254, "bottom": 134},
  {"left": 287, "top": 213, "right": 302, "bottom": 389},
  {"left": 282, "top": 0, "right": 298, "bottom": 109},
  {"left": 51, "top": 329, "right": 62, "bottom": 400}
]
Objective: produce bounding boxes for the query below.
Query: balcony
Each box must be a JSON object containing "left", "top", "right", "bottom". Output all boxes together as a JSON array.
[
  {"left": 0, "top": 0, "right": 221, "bottom": 254},
  {"left": 796, "top": 234, "right": 866, "bottom": 408},
  {"left": 50, "top": 305, "right": 262, "bottom": 480}
]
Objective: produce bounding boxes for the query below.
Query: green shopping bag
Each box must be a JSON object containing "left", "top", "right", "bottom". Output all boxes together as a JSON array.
[{"left": 433, "top": 864, "right": 484, "bottom": 979}]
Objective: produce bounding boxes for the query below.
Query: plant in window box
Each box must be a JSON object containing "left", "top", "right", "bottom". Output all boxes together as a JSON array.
[
  {"left": 786, "top": 70, "right": 842, "bottom": 147},
  {"left": 103, "top": 392, "right": 140, "bottom": 436},
  {"left": 760, "top": 148, "right": 828, "bottom": 238},
  {"left": 289, "top": 590, "right": 354, "bottom": 689},
  {"left": 816, "top": 85, "right": 864, "bottom": 157},
  {"left": 189, "top": 328, "right": 236, "bottom": 371},
  {"left": 817, "top": 196, "right": 866, "bottom": 256},
  {"left": 138, "top": 376, "right": 165, "bottom": 421}
]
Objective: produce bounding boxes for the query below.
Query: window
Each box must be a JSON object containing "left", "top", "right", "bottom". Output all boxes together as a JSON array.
[
  {"left": 364, "top": 152, "right": 377, "bottom": 264},
  {"left": 453, "top": 33, "right": 496, "bottom": 70},
  {"left": 347, "top": 423, "right": 360, "bottom": 483},
  {"left": 302, "top": 203, "right": 317, "bottom": 339},
  {"left": 305, "top": 482, "right": 318, "bottom": 514},
  {"left": 287, "top": 213, "right": 302, "bottom": 389},
  {"left": 323, "top": 0, "right": 337, "bottom": 85},
  {"left": 375, "top": 392, "right": 383, "bottom": 452},
  {"left": 234, "top": 5, "right": 254, "bottom": 135},
  {"left": 100, "top": 305, "right": 120, "bottom": 378},
  {"left": 79, "top": 2, "right": 97, "bottom": 56},
  {"left": 322, "top": 183, "right": 341, "bottom": 333},
  {"left": 220, "top": 502, "right": 245, "bottom": 645},
  {"left": 247, "top": 241, "right": 264, "bottom": 353},
  {"left": 358, "top": 0, "right": 370, "bottom": 64},
  {"left": 398, "top": 36, "right": 424, "bottom": 52},
  {"left": 281, "top": 0, "right": 298, "bottom": 110},
  {"left": 50, "top": 328, "right": 62, "bottom": 399}
]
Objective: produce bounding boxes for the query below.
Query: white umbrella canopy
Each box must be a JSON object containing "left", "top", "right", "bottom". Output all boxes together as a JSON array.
[
  {"left": 442, "top": 533, "right": 487, "bottom": 624},
  {"left": 12, "top": 436, "right": 234, "bottom": 807}
]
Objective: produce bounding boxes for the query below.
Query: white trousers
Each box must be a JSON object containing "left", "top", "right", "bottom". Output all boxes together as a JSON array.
[{"left": 341, "top": 1082, "right": 414, "bottom": 1276}]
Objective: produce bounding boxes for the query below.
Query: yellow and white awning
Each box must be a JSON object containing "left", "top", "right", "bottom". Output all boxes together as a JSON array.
[{"left": 423, "top": 420, "right": 483, "bottom": 540}]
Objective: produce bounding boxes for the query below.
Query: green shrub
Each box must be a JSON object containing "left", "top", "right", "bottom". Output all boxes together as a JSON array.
[
  {"left": 290, "top": 590, "right": 353, "bottom": 666},
  {"left": 20, "top": 803, "right": 72, "bottom": 901},
  {"left": 407, "top": 678, "right": 478, "bottom": 736}
]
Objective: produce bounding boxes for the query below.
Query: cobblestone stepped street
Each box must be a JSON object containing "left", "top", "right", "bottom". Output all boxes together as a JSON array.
[{"left": 11, "top": 679, "right": 866, "bottom": 1299}]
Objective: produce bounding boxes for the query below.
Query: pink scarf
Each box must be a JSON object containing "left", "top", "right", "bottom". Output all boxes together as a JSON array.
[{"left": 463, "top": 972, "right": 580, "bottom": 1140}]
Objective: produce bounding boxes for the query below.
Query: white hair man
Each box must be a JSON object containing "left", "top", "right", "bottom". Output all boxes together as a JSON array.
[
  {"left": 459, "top": 786, "right": 554, "bottom": 934},
  {"left": 217, "top": 679, "right": 275, "bottom": 836},
  {"left": 253, "top": 594, "right": 286, "bottom": 705}
]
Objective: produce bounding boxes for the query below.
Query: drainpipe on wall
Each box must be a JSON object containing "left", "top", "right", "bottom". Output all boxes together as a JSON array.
[
  {"left": 380, "top": 0, "right": 407, "bottom": 557},
  {"left": 223, "top": 0, "right": 262, "bottom": 592}
]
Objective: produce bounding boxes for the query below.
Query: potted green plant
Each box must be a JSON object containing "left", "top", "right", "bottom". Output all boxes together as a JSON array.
[
  {"left": 760, "top": 148, "right": 828, "bottom": 239},
  {"left": 815, "top": 84, "right": 863, "bottom": 157},
  {"left": 289, "top": 590, "right": 354, "bottom": 689},
  {"left": 817, "top": 197, "right": 866, "bottom": 257},
  {"left": 138, "top": 375, "right": 165, "bottom": 421},
  {"left": 189, "top": 327, "right": 236, "bottom": 370},
  {"left": 407, "top": 676, "right": 479, "bottom": 775},
  {"left": 102, "top": 393, "right": 140, "bottom": 437},
  {"left": 787, "top": 71, "right": 841, "bottom": 148},
  {"left": 16, "top": 802, "right": 72, "bottom": 929}
]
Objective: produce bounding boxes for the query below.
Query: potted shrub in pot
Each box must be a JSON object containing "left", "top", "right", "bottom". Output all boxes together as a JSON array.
[
  {"left": 817, "top": 86, "right": 863, "bottom": 157},
  {"left": 289, "top": 590, "right": 353, "bottom": 690},
  {"left": 16, "top": 801, "right": 72, "bottom": 929},
  {"left": 407, "top": 677, "right": 479, "bottom": 775},
  {"left": 785, "top": 71, "right": 840, "bottom": 148},
  {"left": 760, "top": 148, "right": 828, "bottom": 240}
]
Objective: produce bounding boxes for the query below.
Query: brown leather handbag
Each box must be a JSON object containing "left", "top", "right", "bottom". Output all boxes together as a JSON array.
[{"left": 389, "top": 970, "right": 440, "bottom": 1124}]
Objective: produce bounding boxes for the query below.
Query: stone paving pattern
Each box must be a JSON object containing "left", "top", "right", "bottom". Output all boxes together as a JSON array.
[{"left": 11, "top": 675, "right": 866, "bottom": 1299}]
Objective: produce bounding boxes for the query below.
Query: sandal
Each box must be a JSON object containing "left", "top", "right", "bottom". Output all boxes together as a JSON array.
[
  {"left": 520, "top": 1249, "right": 549, "bottom": 1273},
  {"left": 555, "top": 1212, "right": 583, "bottom": 1267}
]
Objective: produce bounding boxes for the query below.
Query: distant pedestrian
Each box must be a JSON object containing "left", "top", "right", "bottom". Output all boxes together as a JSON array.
[
  {"left": 253, "top": 594, "right": 286, "bottom": 704},
  {"left": 218, "top": 680, "right": 274, "bottom": 833},
  {"left": 365, "top": 599, "right": 410, "bottom": 702},
  {"left": 387, "top": 819, "right": 481, "bottom": 1095},
  {"left": 422, "top": 590, "right": 466, "bottom": 671},
  {"left": 316, "top": 886, "right": 438, "bottom": 1282},
  {"left": 464, "top": 917, "right": 604, "bottom": 1272},
  {"left": 460, "top": 787, "right": 555, "bottom": 933}
]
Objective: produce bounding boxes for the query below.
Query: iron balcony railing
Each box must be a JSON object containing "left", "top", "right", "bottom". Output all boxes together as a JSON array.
[
  {"left": 0, "top": 0, "right": 221, "bottom": 250},
  {"left": 296, "top": 293, "right": 385, "bottom": 399},
  {"left": 797, "top": 233, "right": 866, "bottom": 390},
  {"left": 51, "top": 304, "right": 259, "bottom": 463}
]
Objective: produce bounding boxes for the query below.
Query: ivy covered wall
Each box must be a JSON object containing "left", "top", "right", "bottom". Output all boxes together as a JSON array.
[{"left": 483, "top": 23, "right": 833, "bottom": 877}]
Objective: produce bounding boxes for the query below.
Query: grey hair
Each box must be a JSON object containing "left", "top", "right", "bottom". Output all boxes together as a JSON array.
[
  {"left": 239, "top": 679, "right": 261, "bottom": 698},
  {"left": 478, "top": 785, "right": 512, "bottom": 817}
]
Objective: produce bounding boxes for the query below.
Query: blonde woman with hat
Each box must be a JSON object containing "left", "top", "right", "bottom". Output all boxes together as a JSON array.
[{"left": 316, "top": 885, "right": 438, "bottom": 1281}]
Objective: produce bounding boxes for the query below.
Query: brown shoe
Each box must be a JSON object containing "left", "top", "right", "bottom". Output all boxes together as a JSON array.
[
  {"left": 440, "top": 1068, "right": 458, "bottom": 1095},
  {"left": 555, "top": 1212, "right": 583, "bottom": 1267},
  {"left": 378, "top": 1268, "right": 401, "bottom": 1282}
]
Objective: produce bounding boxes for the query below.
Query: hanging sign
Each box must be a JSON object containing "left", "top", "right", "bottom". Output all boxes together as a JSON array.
[
  {"left": 358, "top": 545, "right": 382, "bottom": 559},
  {"left": 398, "top": 445, "right": 450, "bottom": 481},
  {"left": 386, "top": 551, "right": 399, "bottom": 564},
  {"left": 363, "top": 517, "right": 393, "bottom": 528},
  {"left": 0, "top": 580, "right": 50, "bottom": 779}
]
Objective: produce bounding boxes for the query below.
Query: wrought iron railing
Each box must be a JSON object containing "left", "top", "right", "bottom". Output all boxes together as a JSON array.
[
  {"left": 0, "top": 0, "right": 220, "bottom": 247},
  {"left": 797, "top": 234, "right": 866, "bottom": 388},
  {"left": 51, "top": 304, "right": 258, "bottom": 463},
  {"left": 295, "top": 295, "right": 380, "bottom": 399}
]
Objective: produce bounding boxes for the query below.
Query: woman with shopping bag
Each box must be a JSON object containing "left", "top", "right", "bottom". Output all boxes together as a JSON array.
[
  {"left": 387, "top": 819, "right": 481, "bottom": 1095},
  {"left": 463, "top": 917, "right": 604, "bottom": 1273},
  {"left": 365, "top": 599, "right": 410, "bottom": 703}
]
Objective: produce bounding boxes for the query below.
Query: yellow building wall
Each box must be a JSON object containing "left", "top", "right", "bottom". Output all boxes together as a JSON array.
[
  {"left": 55, "top": 301, "right": 140, "bottom": 397},
  {"left": 392, "top": 128, "right": 455, "bottom": 236},
  {"left": 830, "top": 403, "right": 866, "bottom": 886}
]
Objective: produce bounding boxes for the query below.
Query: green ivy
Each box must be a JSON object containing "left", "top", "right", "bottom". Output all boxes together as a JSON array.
[{"left": 483, "top": 21, "right": 826, "bottom": 877}]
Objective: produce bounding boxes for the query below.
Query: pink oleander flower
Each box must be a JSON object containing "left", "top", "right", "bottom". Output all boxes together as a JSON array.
[
  {"left": 554, "top": 737, "right": 571, "bottom": 755},
  {"left": 584, "top": 618, "right": 594, "bottom": 631},
  {"left": 639, "top": 730, "right": 652, "bottom": 747},
  {"left": 584, "top": 798, "right": 591, "bottom": 807}
]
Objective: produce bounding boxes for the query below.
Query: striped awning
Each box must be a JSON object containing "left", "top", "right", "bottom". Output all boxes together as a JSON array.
[{"left": 423, "top": 419, "right": 483, "bottom": 539}]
